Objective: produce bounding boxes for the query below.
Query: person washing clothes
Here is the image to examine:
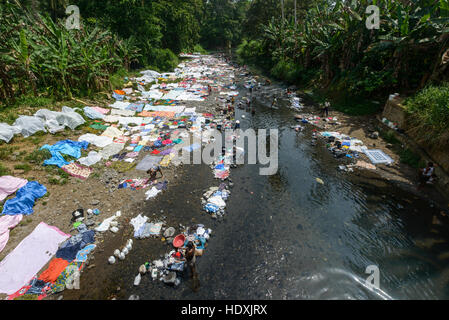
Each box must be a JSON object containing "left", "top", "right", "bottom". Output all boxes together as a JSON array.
[
  {"left": 418, "top": 162, "right": 437, "bottom": 189},
  {"left": 184, "top": 241, "right": 196, "bottom": 278},
  {"left": 147, "top": 165, "right": 163, "bottom": 182},
  {"left": 271, "top": 95, "right": 277, "bottom": 108}
]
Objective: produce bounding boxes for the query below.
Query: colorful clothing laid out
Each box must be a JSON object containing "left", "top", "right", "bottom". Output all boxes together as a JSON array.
[
  {"left": 50, "top": 262, "right": 84, "bottom": 294},
  {"left": 1, "top": 181, "right": 47, "bottom": 215},
  {"left": 0, "top": 222, "right": 70, "bottom": 295},
  {"left": 61, "top": 163, "right": 93, "bottom": 180},
  {"left": 118, "top": 178, "right": 151, "bottom": 190},
  {"left": 55, "top": 230, "right": 95, "bottom": 262},
  {"left": 0, "top": 176, "right": 28, "bottom": 202},
  {"left": 75, "top": 244, "right": 96, "bottom": 263},
  {"left": 38, "top": 258, "right": 69, "bottom": 283},
  {"left": 0, "top": 214, "right": 23, "bottom": 253}
]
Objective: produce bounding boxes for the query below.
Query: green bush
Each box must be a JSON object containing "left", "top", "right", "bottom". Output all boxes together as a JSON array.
[
  {"left": 405, "top": 83, "right": 449, "bottom": 135},
  {"left": 270, "top": 58, "right": 302, "bottom": 84},
  {"left": 147, "top": 48, "right": 179, "bottom": 72},
  {"left": 193, "top": 44, "right": 208, "bottom": 54},
  {"left": 399, "top": 148, "right": 424, "bottom": 169}
]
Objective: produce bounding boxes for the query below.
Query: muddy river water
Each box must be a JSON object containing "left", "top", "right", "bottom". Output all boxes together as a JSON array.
[{"left": 68, "top": 68, "right": 449, "bottom": 300}]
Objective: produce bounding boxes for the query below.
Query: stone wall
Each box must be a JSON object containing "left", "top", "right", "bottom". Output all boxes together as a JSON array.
[
  {"left": 381, "top": 97, "right": 449, "bottom": 194},
  {"left": 381, "top": 96, "right": 408, "bottom": 129}
]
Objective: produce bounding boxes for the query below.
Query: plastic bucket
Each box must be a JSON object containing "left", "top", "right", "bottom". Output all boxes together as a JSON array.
[{"left": 173, "top": 234, "right": 186, "bottom": 248}]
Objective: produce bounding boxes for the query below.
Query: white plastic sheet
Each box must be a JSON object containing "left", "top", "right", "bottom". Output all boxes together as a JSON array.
[
  {"left": 0, "top": 123, "right": 20, "bottom": 143},
  {"left": 78, "top": 151, "right": 102, "bottom": 166},
  {"left": 78, "top": 133, "right": 113, "bottom": 148}
]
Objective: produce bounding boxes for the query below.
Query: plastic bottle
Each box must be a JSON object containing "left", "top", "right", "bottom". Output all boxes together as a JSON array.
[{"left": 134, "top": 274, "right": 141, "bottom": 286}]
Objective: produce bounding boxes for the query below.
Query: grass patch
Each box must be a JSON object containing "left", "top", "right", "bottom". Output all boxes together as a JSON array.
[
  {"left": 0, "top": 145, "right": 20, "bottom": 160},
  {"left": 306, "top": 90, "right": 381, "bottom": 116},
  {"left": 331, "top": 99, "right": 381, "bottom": 116},
  {"left": 46, "top": 166, "right": 69, "bottom": 185},
  {"left": 13, "top": 163, "right": 32, "bottom": 173},
  {"left": 405, "top": 83, "right": 449, "bottom": 145},
  {"left": 379, "top": 129, "right": 400, "bottom": 145},
  {"left": 193, "top": 44, "right": 208, "bottom": 55},
  {"left": 25, "top": 149, "right": 52, "bottom": 164},
  {"left": 0, "top": 95, "right": 55, "bottom": 125},
  {"left": 399, "top": 148, "right": 425, "bottom": 168},
  {"left": 0, "top": 163, "right": 11, "bottom": 176}
]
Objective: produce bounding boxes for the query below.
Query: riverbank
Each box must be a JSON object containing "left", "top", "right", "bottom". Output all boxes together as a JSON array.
[
  {"left": 235, "top": 59, "right": 447, "bottom": 205},
  {"left": 1, "top": 53, "right": 449, "bottom": 300},
  {"left": 0, "top": 54, "right": 239, "bottom": 299}
]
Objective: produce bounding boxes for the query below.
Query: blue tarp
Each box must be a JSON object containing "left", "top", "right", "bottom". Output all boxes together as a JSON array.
[
  {"left": 41, "top": 140, "right": 89, "bottom": 168},
  {"left": 2, "top": 181, "right": 47, "bottom": 215},
  {"left": 204, "top": 203, "right": 219, "bottom": 213}
]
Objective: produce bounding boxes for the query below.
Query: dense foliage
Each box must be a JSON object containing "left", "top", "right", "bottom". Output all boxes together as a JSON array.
[
  {"left": 0, "top": 1, "right": 141, "bottom": 101},
  {"left": 237, "top": 0, "right": 449, "bottom": 100},
  {"left": 0, "top": 0, "right": 250, "bottom": 103},
  {"left": 405, "top": 83, "right": 449, "bottom": 144}
]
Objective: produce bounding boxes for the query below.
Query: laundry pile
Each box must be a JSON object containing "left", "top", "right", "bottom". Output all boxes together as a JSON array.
[
  {"left": 131, "top": 224, "right": 212, "bottom": 287},
  {"left": 202, "top": 185, "right": 231, "bottom": 218}
]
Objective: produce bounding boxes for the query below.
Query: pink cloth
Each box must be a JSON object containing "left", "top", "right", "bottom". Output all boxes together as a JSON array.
[
  {"left": 0, "top": 222, "right": 70, "bottom": 294},
  {"left": 92, "top": 107, "right": 110, "bottom": 115},
  {"left": 0, "top": 176, "right": 28, "bottom": 201},
  {"left": 0, "top": 215, "right": 23, "bottom": 253}
]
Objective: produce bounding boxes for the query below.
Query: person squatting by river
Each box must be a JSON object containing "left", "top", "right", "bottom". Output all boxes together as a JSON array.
[
  {"left": 147, "top": 165, "right": 163, "bottom": 182},
  {"left": 418, "top": 162, "right": 437, "bottom": 190}
]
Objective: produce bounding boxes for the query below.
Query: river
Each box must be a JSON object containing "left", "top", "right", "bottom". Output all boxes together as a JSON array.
[{"left": 67, "top": 59, "right": 449, "bottom": 300}]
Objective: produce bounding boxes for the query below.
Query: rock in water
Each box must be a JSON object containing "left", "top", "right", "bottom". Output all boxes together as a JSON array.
[{"left": 134, "top": 274, "right": 141, "bottom": 286}]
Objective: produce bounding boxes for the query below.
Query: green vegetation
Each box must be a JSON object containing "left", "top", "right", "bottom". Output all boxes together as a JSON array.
[
  {"left": 25, "top": 149, "right": 52, "bottom": 164},
  {"left": 399, "top": 148, "right": 425, "bottom": 169},
  {"left": 0, "top": 163, "right": 11, "bottom": 176},
  {"left": 237, "top": 0, "right": 449, "bottom": 104},
  {"left": 379, "top": 129, "right": 400, "bottom": 145},
  {"left": 379, "top": 128, "right": 425, "bottom": 168},
  {"left": 405, "top": 83, "right": 449, "bottom": 145},
  {"left": 0, "top": 1, "right": 140, "bottom": 103},
  {"left": 13, "top": 163, "right": 31, "bottom": 173}
]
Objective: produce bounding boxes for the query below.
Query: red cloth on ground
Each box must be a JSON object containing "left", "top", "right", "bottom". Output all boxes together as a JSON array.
[{"left": 38, "top": 258, "right": 69, "bottom": 283}]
